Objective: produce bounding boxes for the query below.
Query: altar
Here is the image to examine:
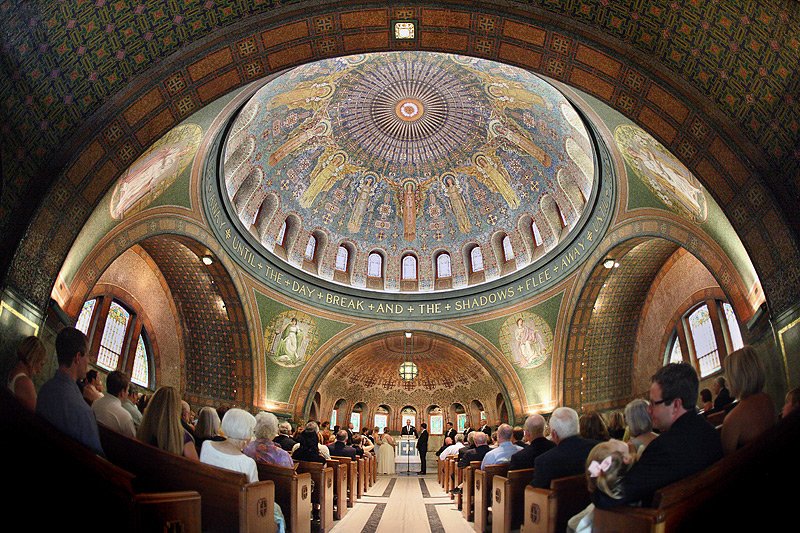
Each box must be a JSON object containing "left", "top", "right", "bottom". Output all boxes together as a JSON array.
[{"left": 395, "top": 436, "right": 421, "bottom": 473}]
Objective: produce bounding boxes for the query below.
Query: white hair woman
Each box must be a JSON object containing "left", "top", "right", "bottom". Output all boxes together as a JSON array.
[
  {"left": 243, "top": 411, "right": 294, "bottom": 468},
  {"left": 200, "top": 408, "right": 258, "bottom": 481}
]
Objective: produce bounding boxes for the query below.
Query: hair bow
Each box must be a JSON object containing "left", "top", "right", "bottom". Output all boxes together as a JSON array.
[{"left": 588, "top": 456, "right": 614, "bottom": 478}]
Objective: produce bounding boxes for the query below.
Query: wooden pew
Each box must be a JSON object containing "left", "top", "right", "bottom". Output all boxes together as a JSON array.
[
  {"left": 3, "top": 389, "right": 202, "bottom": 532},
  {"left": 521, "top": 474, "right": 588, "bottom": 533},
  {"left": 455, "top": 462, "right": 465, "bottom": 509},
  {"left": 256, "top": 462, "right": 312, "bottom": 533},
  {"left": 462, "top": 460, "right": 481, "bottom": 522},
  {"left": 439, "top": 457, "right": 447, "bottom": 486},
  {"left": 474, "top": 463, "right": 510, "bottom": 532},
  {"left": 295, "top": 461, "right": 335, "bottom": 533},
  {"left": 326, "top": 459, "right": 349, "bottom": 520},
  {"left": 371, "top": 453, "right": 377, "bottom": 484},
  {"left": 704, "top": 409, "right": 726, "bottom": 428},
  {"left": 331, "top": 455, "right": 357, "bottom": 508},
  {"left": 99, "top": 425, "right": 276, "bottom": 532},
  {"left": 357, "top": 456, "right": 366, "bottom": 497},
  {"left": 491, "top": 468, "right": 535, "bottom": 533}
]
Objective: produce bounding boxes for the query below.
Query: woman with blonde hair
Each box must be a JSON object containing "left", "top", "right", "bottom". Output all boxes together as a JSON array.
[
  {"left": 137, "top": 386, "right": 199, "bottom": 460},
  {"left": 721, "top": 346, "right": 776, "bottom": 455},
  {"left": 7, "top": 336, "right": 47, "bottom": 411}
]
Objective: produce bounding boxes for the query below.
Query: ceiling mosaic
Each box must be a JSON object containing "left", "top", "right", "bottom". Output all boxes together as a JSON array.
[{"left": 223, "top": 51, "right": 595, "bottom": 288}]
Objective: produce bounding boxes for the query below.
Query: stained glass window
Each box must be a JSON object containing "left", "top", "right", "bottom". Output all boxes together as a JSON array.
[
  {"left": 335, "top": 246, "right": 348, "bottom": 271},
  {"left": 532, "top": 222, "right": 543, "bottom": 247},
  {"left": 276, "top": 221, "right": 286, "bottom": 246},
  {"left": 75, "top": 299, "right": 97, "bottom": 334},
  {"left": 436, "top": 253, "right": 451, "bottom": 278},
  {"left": 457, "top": 413, "right": 467, "bottom": 432},
  {"left": 131, "top": 333, "right": 150, "bottom": 387},
  {"left": 470, "top": 247, "right": 484, "bottom": 272},
  {"left": 350, "top": 412, "right": 361, "bottom": 433},
  {"left": 402, "top": 255, "right": 417, "bottom": 280},
  {"left": 97, "top": 301, "right": 130, "bottom": 371},
  {"left": 368, "top": 252, "right": 382, "bottom": 277},
  {"left": 669, "top": 335, "right": 683, "bottom": 364},
  {"left": 330, "top": 409, "right": 337, "bottom": 428},
  {"left": 723, "top": 303, "right": 744, "bottom": 351},
  {"left": 374, "top": 413, "right": 388, "bottom": 434},
  {"left": 502, "top": 235, "right": 514, "bottom": 261},
  {"left": 305, "top": 235, "right": 316, "bottom": 261},
  {"left": 688, "top": 304, "right": 720, "bottom": 377}
]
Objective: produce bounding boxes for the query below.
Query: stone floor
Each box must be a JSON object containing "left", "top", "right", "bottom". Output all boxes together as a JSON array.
[{"left": 329, "top": 473, "right": 475, "bottom": 533}]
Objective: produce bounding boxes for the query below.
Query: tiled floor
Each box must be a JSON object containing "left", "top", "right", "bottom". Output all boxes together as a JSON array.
[{"left": 329, "top": 473, "right": 475, "bottom": 533}]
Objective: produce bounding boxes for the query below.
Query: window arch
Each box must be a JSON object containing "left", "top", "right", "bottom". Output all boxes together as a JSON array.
[
  {"left": 304, "top": 235, "right": 317, "bottom": 261},
  {"left": 402, "top": 255, "right": 418, "bottom": 280},
  {"left": 276, "top": 221, "right": 286, "bottom": 246},
  {"left": 502, "top": 235, "right": 514, "bottom": 261},
  {"left": 436, "top": 252, "right": 452, "bottom": 279},
  {"left": 368, "top": 252, "right": 383, "bottom": 278},
  {"left": 470, "top": 246, "right": 484, "bottom": 273},
  {"left": 531, "top": 221, "right": 543, "bottom": 247},
  {"left": 335, "top": 245, "right": 349, "bottom": 272},
  {"left": 664, "top": 299, "right": 744, "bottom": 378},
  {"left": 75, "top": 293, "right": 155, "bottom": 389}
]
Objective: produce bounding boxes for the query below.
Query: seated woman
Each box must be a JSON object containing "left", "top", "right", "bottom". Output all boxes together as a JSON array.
[
  {"left": 623, "top": 399, "right": 658, "bottom": 454},
  {"left": 721, "top": 346, "right": 777, "bottom": 455},
  {"left": 699, "top": 388, "right": 714, "bottom": 413},
  {"left": 194, "top": 406, "right": 225, "bottom": 456},
  {"left": 606, "top": 411, "right": 626, "bottom": 440},
  {"left": 292, "top": 425, "right": 328, "bottom": 463},
  {"left": 137, "top": 386, "right": 198, "bottom": 460},
  {"left": 7, "top": 336, "right": 46, "bottom": 411},
  {"left": 244, "top": 411, "right": 294, "bottom": 468},
  {"left": 579, "top": 412, "right": 610, "bottom": 442},
  {"left": 200, "top": 408, "right": 258, "bottom": 480}
]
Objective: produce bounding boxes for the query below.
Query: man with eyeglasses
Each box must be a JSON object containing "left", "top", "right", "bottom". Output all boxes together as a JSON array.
[{"left": 594, "top": 362, "right": 722, "bottom": 508}]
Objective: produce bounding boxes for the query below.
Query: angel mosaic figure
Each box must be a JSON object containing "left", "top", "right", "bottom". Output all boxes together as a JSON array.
[{"left": 275, "top": 318, "right": 304, "bottom": 365}]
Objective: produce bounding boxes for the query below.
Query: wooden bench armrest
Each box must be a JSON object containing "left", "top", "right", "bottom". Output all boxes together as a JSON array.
[
  {"left": 592, "top": 506, "right": 663, "bottom": 533},
  {"left": 133, "top": 491, "right": 202, "bottom": 533},
  {"left": 240, "top": 480, "right": 277, "bottom": 533}
]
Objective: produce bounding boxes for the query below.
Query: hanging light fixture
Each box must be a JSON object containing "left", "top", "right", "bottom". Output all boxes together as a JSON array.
[{"left": 399, "top": 331, "right": 418, "bottom": 381}]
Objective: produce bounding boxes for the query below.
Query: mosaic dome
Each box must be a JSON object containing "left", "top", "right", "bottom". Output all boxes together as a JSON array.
[{"left": 223, "top": 52, "right": 596, "bottom": 292}]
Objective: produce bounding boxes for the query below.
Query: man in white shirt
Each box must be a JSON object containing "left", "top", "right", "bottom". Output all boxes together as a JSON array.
[
  {"left": 440, "top": 432, "right": 465, "bottom": 459},
  {"left": 92, "top": 370, "right": 136, "bottom": 438}
]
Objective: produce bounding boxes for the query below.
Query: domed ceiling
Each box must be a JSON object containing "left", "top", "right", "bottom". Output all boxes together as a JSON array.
[{"left": 223, "top": 51, "right": 596, "bottom": 291}]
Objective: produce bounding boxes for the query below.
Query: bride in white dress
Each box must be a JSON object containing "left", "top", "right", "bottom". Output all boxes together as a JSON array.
[{"left": 377, "top": 431, "right": 396, "bottom": 474}]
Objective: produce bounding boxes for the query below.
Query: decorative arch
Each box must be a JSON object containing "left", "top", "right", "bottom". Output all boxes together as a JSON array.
[{"left": 290, "top": 321, "right": 527, "bottom": 423}]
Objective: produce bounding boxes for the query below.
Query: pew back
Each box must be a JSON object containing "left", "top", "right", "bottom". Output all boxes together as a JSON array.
[
  {"left": 326, "top": 459, "right": 349, "bottom": 520},
  {"left": 522, "top": 474, "right": 589, "bottom": 533},
  {"left": 295, "top": 461, "right": 335, "bottom": 532},
  {"left": 256, "top": 461, "right": 312, "bottom": 533},
  {"left": 474, "top": 463, "right": 510, "bottom": 532},
  {"left": 491, "top": 468, "right": 535, "bottom": 533},
  {"left": 99, "top": 425, "right": 276, "bottom": 532}
]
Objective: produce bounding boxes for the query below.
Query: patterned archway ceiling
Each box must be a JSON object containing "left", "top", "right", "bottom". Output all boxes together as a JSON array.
[
  {"left": 223, "top": 52, "right": 595, "bottom": 290},
  {"left": 327, "top": 333, "right": 493, "bottom": 392}
]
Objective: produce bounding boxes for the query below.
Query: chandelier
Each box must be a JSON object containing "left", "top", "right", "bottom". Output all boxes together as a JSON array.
[{"left": 399, "top": 331, "right": 418, "bottom": 381}]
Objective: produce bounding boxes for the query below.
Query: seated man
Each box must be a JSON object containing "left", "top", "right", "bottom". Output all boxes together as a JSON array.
[
  {"left": 92, "top": 370, "right": 136, "bottom": 438},
  {"left": 458, "top": 430, "right": 491, "bottom": 468},
  {"left": 530, "top": 407, "right": 597, "bottom": 488},
  {"left": 435, "top": 436, "right": 453, "bottom": 457},
  {"left": 594, "top": 362, "right": 723, "bottom": 508},
  {"left": 509, "top": 414, "right": 555, "bottom": 471},
  {"left": 121, "top": 384, "right": 143, "bottom": 428},
  {"left": 481, "top": 423, "right": 522, "bottom": 469},
  {"left": 328, "top": 429, "right": 358, "bottom": 459},
  {"left": 274, "top": 421, "right": 297, "bottom": 451},
  {"left": 440, "top": 433, "right": 465, "bottom": 459},
  {"left": 36, "top": 327, "right": 104, "bottom": 455}
]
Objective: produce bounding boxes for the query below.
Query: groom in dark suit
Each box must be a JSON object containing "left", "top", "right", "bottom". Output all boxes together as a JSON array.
[
  {"left": 416, "top": 422, "right": 429, "bottom": 474},
  {"left": 445, "top": 421, "right": 457, "bottom": 442}
]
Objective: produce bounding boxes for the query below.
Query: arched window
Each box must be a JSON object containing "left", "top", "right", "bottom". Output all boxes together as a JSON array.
[
  {"left": 276, "top": 221, "right": 286, "bottom": 246},
  {"left": 470, "top": 246, "right": 484, "bottom": 273},
  {"left": 502, "top": 235, "right": 514, "bottom": 261},
  {"left": 304, "top": 235, "right": 316, "bottom": 261},
  {"left": 75, "top": 294, "right": 154, "bottom": 389},
  {"left": 531, "top": 221, "right": 543, "bottom": 247},
  {"left": 335, "top": 245, "right": 348, "bottom": 272},
  {"left": 664, "top": 299, "right": 745, "bottom": 378},
  {"left": 367, "top": 252, "right": 383, "bottom": 277},
  {"left": 402, "top": 255, "right": 417, "bottom": 280},
  {"left": 436, "top": 253, "right": 451, "bottom": 278}
]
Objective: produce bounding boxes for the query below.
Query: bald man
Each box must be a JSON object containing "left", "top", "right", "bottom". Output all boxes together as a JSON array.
[{"left": 509, "top": 414, "right": 556, "bottom": 471}]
